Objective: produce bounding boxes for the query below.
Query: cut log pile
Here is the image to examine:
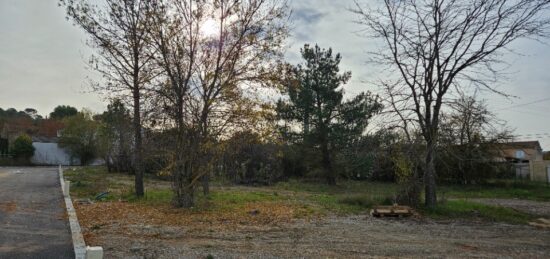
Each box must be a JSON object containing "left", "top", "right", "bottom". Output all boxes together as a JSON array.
[
  {"left": 529, "top": 218, "right": 550, "bottom": 229},
  {"left": 371, "top": 205, "right": 414, "bottom": 218}
]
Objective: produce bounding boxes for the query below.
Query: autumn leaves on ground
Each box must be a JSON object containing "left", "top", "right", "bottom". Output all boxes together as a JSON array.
[
  {"left": 64, "top": 167, "right": 550, "bottom": 258},
  {"left": 67, "top": 167, "right": 390, "bottom": 237}
]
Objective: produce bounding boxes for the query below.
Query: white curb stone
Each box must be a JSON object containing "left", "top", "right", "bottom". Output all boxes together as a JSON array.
[
  {"left": 64, "top": 180, "right": 71, "bottom": 197},
  {"left": 59, "top": 165, "right": 103, "bottom": 259},
  {"left": 85, "top": 246, "right": 104, "bottom": 259}
]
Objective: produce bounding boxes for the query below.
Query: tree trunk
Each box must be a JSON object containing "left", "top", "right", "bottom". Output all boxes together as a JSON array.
[
  {"left": 173, "top": 158, "right": 195, "bottom": 208},
  {"left": 133, "top": 90, "right": 144, "bottom": 197},
  {"left": 175, "top": 189, "right": 194, "bottom": 208},
  {"left": 119, "top": 128, "right": 126, "bottom": 172},
  {"left": 424, "top": 140, "right": 437, "bottom": 208},
  {"left": 200, "top": 115, "right": 210, "bottom": 196},
  {"left": 106, "top": 156, "right": 112, "bottom": 172},
  {"left": 200, "top": 150, "right": 210, "bottom": 195},
  {"left": 321, "top": 139, "right": 336, "bottom": 186},
  {"left": 201, "top": 173, "right": 209, "bottom": 196}
]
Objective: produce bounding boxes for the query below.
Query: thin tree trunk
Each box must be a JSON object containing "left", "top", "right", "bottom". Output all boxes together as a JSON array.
[
  {"left": 201, "top": 173, "right": 209, "bottom": 195},
  {"left": 172, "top": 97, "right": 196, "bottom": 208},
  {"left": 321, "top": 138, "right": 336, "bottom": 186},
  {"left": 119, "top": 128, "right": 126, "bottom": 172},
  {"left": 200, "top": 114, "right": 210, "bottom": 196},
  {"left": 133, "top": 89, "right": 144, "bottom": 197},
  {"left": 424, "top": 140, "right": 437, "bottom": 208}
]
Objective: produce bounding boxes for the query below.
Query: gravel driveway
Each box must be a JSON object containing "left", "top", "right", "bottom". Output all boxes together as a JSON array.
[{"left": 0, "top": 167, "right": 73, "bottom": 259}]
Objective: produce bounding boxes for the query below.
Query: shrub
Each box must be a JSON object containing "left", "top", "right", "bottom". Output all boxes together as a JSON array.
[
  {"left": 220, "top": 131, "right": 283, "bottom": 185},
  {"left": 12, "top": 134, "right": 35, "bottom": 161}
]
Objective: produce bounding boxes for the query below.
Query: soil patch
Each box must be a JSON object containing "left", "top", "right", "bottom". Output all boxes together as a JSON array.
[
  {"left": 0, "top": 201, "right": 17, "bottom": 213},
  {"left": 76, "top": 203, "right": 550, "bottom": 258}
]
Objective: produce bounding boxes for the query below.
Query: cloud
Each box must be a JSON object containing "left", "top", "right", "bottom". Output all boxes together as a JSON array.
[{"left": 293, "top": 7, "right": 327, "bottom": 24}]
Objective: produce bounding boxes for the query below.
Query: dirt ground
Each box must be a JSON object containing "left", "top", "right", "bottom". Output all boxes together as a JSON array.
[{"left": 78, "top": 203, "right": 550, "bottom": 259}]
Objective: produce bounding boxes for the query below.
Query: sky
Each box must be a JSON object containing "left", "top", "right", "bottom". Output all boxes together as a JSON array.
[{"left": 1, "top": 0, "right": 550, "bottom": 149}]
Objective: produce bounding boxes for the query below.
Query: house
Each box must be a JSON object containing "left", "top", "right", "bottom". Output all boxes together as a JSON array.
[
  {"left": 498, "top": 141, "right": 544, "bottom": 162},
  {"left": 496, "top": 141, "right": 549, "bottom": 182},
  {"left": 0, "top": 118, "right": 33, "bottom": 146}
]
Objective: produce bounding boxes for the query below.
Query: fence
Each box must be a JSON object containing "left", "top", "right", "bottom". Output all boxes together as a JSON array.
[
  {"left": 530, "top": 160, "right": 550, "bottom": 183},
  {"left": 0, "top": 153, "right": 13, "bottom": 158}
]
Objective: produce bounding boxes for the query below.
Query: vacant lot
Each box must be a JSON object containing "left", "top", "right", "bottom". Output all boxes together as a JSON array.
[{"left": 65, "top": 167, "right": 550, "bottom": 258}]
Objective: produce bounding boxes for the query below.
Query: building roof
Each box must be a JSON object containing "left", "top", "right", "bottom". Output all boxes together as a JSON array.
[
  {"left": 32, "top": 136, "right": 59, "bottom": 143},
  {"left": 498, "top": 141, "right": 542, "bottom": 151}
]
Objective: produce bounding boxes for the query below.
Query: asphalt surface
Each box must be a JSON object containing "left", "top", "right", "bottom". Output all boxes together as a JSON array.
[{"left": 0, "top": 167, "right": 74, "bottom": 259}]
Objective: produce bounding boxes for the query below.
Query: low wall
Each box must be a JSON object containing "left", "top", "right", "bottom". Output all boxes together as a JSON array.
[{"left": 32, "top": 142, "right": 79, "bottom": 166}]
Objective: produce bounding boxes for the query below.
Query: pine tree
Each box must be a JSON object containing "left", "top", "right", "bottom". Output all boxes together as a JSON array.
[{"left": 277, "top": 44, "right": 382, "bottom": 185}]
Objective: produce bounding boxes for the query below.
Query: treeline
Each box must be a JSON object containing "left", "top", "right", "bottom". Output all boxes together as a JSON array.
[
  {"left": 58, "top": 0, "right": 550, "bottom": 209},
  {"left": 0, "top": 105, "right": 78, "bottom": 162},
  {"left": 52, "top": 46, "right": 512, "bottom": 209}
]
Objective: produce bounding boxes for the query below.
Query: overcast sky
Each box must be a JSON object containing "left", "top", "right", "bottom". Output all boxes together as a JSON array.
[{"left": 1, "top": 0, "right": 550, "bottom": 149}]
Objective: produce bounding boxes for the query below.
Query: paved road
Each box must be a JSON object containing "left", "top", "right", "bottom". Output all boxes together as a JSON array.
[{"left": 0, "top": 167, "right": 74, "bottom": 259}]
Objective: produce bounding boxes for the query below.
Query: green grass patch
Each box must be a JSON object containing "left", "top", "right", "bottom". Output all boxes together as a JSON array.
[
  {"left": 209, "top": 191, "right": 280, "bottom": 204},
  {"left": 274, "top": 179, "right": 397, "bottom": 214},
  {"left": 442, "top": 180, "right": 550, "bottom": 202},
  {"left": 201, "top": 191, "right": 284, "bottom": 212},
  {"left": 64, "top": 166, "right": 111, "bottom": 199},
  {"left": 64, "top": 166, "right": 169, "bottom": 202},
  {"left": 65, "top": 166, "right": 546, "bottom": 224},
  {"left": 275, "top": 179, "right": 398, "bottom": 196},
  {"left": 422, "top": 200, "right": 535, "bottom": 225}
]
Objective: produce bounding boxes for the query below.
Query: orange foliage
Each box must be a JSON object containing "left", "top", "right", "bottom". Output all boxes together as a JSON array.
[{"left": 37, "top": 119, "right": 64, "bottom": 138}]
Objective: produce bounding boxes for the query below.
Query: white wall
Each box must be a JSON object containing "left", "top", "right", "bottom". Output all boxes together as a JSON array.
[{"left": 31, "top": 142, "right": 80, "bottom": 166}]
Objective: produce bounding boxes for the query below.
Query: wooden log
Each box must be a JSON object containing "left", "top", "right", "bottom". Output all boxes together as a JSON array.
[{"left": 371, "top": 205, "right": 414, "bottom": 218}]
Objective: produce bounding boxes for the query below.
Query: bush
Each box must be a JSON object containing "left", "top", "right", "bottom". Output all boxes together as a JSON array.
[
  {"left": 437, "top": 144, "right": 512, "bottom": 184},
  {"left": 11, "top": 134, "right": 35, "bottom": 161},
  {"left": 220, "top": 131, "right": 283, "bottom": 185},
  {"left": 59, "top": 111, "right": 99, "bottom": 165}
]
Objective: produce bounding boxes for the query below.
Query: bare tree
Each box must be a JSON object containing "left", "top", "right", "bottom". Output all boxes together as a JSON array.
[
  {"left": 147, "top": 0, "right": 203, "bottom": 208},
  {"left": 149, "top": 0, "right": 289, "bottom": 207},
  {"left": 61, "top": 0, "right": 155, "bottom": 197},
  {"left": 444, "top": 93, "right": 511, "bottom": 146},
  {"left": 353, "top": 0, "right": 550, "bottom": 207},
  {"left": 438, "top": 94, "right": 514, "bottom": 184},
  {"left": 192, "top": 0, "right": 289, "bottom": 195}
]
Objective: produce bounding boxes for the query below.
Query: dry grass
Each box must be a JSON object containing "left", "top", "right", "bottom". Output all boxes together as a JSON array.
[
  {"left": 0, "top": 201, "right": 17, "bottom": 213},
  {"left": 76, "top": 201, "right": 314, "bottom": 244}
]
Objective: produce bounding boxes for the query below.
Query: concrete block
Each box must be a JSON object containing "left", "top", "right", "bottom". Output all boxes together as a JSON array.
[
  {"left": 85, "top": 246, "right": 103, "bottom": 259},
  {"left": 64, "top": 180, "right": 71, "bottom": 197}
]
